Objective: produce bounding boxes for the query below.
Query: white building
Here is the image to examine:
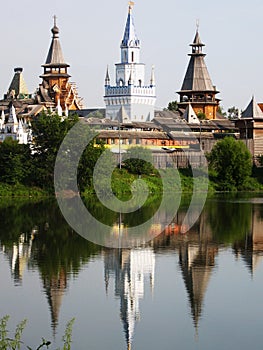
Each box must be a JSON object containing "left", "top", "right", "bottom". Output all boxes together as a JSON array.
[
  {"left": 104, "top": 2, "right": 156, "bottom": 122},
  {"left": 0, "top": 103, "right": 30, "bottom": 144}
]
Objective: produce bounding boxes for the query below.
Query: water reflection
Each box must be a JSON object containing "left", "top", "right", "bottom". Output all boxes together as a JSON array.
[
  {"left": 1, "top": 232, "right": 34, "bottom": 286},
  {"left": 233, "top": 204, "right": 263, "bottom": 274},
  {"left": 104, "top": 247, "right": 155, "bottom": 350},
  {"left": 0, "top": 200, "right": 101, "bottom": 335},
  {"left": 0, "top": 195, "right": 263, "bottom": 349}
]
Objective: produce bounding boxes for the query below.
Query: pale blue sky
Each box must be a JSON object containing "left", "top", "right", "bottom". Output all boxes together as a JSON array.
[{"left": 1, "top": 0, "right": 263, "bottom": 112}]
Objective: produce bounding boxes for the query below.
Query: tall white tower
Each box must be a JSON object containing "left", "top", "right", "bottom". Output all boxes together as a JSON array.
[{"left": 104, "top": 2, "right": 156, "bottom": 122}]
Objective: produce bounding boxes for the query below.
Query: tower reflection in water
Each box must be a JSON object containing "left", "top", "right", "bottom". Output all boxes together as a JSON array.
[
  {"left": 104, "top": 247, "right": 155, "bottom": 350},
  {"left": 1, "top": 198, "right": 263, "bottom": 348}
]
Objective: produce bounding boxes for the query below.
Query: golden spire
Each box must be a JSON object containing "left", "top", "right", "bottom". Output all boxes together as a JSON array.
[{"left": 128, "top": 1, "right": 135, "bottom": 13}]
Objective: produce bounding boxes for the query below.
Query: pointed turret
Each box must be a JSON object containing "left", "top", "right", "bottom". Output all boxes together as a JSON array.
[
  {"left": 105, "top": 66, "right": 111, "bottom": 86},
  {"left": 181, "top": 29, "right": 214, "bottom": 91},
  {"left": 56, "top": 98, "right": 63, "bottom": 117},
  {"left": 121, "top": 2, "right": 140, "bottom": 49},
  {"left": 120, "top": 2, "right": 141, "bottom": 66},
  {"left": 37, "top": 16, "right": 82, "bottom": 111},
  {"left": 9, "top": 103, "right": 18, "bottom": 125},
  {"left": 7, "top": 68, "right": 29, "bottom": 99},
  {"left": 241, "top": 96, "right": 263, "bottom": 119},
  {"left": 43, "top": 16, "right": 69, "bottom": 69},
  {"left": 104, "top": 2, "right": 156, "bottom": 121},
  {"left": 40, "top": 16, "right": 70, "bottom": 91},
  {"left": 178, "top": 27, "right": 220, "bottom": 120},
  {"left": 16, "top": 119, "right": 28, "bottom": 144},
  {"left": 4, "top": 103, "right": 18, "bottom": 134}
]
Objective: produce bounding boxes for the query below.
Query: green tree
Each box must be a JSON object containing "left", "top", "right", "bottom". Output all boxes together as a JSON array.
[
  {"left": 207, "top": 137, "right": 252, "bottom": 190},
  {"left": 167, "top": 100, "right": 178, "bottom": 111},
  {"left": 227, "top": 106, "right": 239, "bottom": 119},
  {"left": 217, "top": 105, "right": 227, "bottom": 117},
  {"left": 77, "top": 139, "right": 106, "bottom": 192},
  {"left": 197, "top": 112, "right": 207, "bottom": 120},
  {"left": 31, "top": 112, "right": 79, "bottom": 190},
  {"left": 123, "top": 146, "right": 155, "bottom": 175},
  {"left": 0, "top": 137, "right": 32, "bottom": 185},
  {"left": 32, "top": 112, "right": 107, "bottom": 193}
]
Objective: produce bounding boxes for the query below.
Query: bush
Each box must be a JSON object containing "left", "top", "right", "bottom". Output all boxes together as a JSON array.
[
  {"left": 123, "top": 147, "right": 155, "bottom": 175},
  {"left": 207, "top": 137, "right": 252, "bottom": 190}
]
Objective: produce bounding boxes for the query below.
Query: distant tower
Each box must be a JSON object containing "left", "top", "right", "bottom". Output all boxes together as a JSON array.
[
  {"left": 6, "top": 68, "right": 29, "bottom": 99},
  {"left": 104, "top": 2, "right": 156, "bottom": 122},
  {"left": 177, "top": 27, "right": 220, "bottom": 120},
  {"left": 37, "top": 16, "right": 82, "bottom": 111}
]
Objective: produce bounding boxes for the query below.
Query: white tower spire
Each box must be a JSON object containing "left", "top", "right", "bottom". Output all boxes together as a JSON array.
[{"left": 104, "top": 3, "right": 156, "bottom": 122}]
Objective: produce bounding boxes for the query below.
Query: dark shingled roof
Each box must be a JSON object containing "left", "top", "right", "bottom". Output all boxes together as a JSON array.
[
  {"left": 42, "top": 21, "right": 69, "bottom": 67},
  {"left": 181, "top": 56, "right": 215, "bottom": 91},
  {"left": 241, "top": 96, "right": 263, "bottom": 119},
  {"left": 181, "top": 30, "right": 216, "bottom": 92}
]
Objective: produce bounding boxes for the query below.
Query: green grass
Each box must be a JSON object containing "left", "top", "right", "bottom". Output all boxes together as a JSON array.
[
  {"left": 0, "top": 183, "right": 49, "bottom": 198},
  {"left": 1, "top": 167, "right": 263, "bottom": 198}
]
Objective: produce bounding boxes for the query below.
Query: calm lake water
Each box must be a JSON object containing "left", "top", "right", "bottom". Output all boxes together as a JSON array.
[{"left": 1, "top": 194, "right": 263, "bottom": 350}]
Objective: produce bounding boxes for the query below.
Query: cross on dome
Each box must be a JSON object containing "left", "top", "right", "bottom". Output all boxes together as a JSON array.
[{"left": 53, "top": 15, "right": 57, "bottom": 27}]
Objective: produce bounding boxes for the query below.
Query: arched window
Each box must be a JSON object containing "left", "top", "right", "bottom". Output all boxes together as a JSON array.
[{"left": 138, "top": 80, "right": 142, "bottom": 87}]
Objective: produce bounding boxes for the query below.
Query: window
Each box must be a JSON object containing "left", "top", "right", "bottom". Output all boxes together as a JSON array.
[{"left": 131, "top": 51, "right": 134, "bottom": 62}]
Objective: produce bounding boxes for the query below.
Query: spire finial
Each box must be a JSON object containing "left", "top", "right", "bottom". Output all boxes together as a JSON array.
[
  {"left": 53, "top": 15, "right": 57, "bottom": 27},
  {"left": 51, "top": 15, "right": 59, "bottom": 37},
  {"left": 196, "top": 19, "right": 200, "bottom": 31},
  {"left": 128, "top": 1, "right": 135, "bottom": 13}
]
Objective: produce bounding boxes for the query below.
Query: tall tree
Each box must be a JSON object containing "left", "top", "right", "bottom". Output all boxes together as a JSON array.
[
  {"left": 207, "top": 137, "right": 252, "bottom": 190},
  {"left": 0, "top": 137, "right": 32, "bottom": 185},
  {"left": 31, "top": 112, "right": 79, "bottom": 190}
]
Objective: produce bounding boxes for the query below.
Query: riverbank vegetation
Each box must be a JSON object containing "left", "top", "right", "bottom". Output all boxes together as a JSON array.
[
  {"left": 0, "top": 315, "right": 75, "bottom": 350},
  {"left": 0, "top": 112, "right": 263, "bottom": 197}
]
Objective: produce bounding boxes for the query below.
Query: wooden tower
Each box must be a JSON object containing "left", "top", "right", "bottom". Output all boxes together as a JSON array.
[
  {"left": 38, "top": 16, "right": 82, "bottom": 112},
  {"left": 177, "top": 28, "right": 220, "bottom": 120}
]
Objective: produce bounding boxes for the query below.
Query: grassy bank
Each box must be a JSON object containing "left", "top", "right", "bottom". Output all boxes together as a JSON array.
[
  {"left": 0, "top": 183, "right": 49, "bottom": 198},
  {"left": 103, "top": 168, "right": 263, "bottom": 196},
  {"left": 82, "top": 168, "right": 224, "bottom": 197},
  {"left": 1, "top": 167, "right": 263, "bottom": 198}
]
